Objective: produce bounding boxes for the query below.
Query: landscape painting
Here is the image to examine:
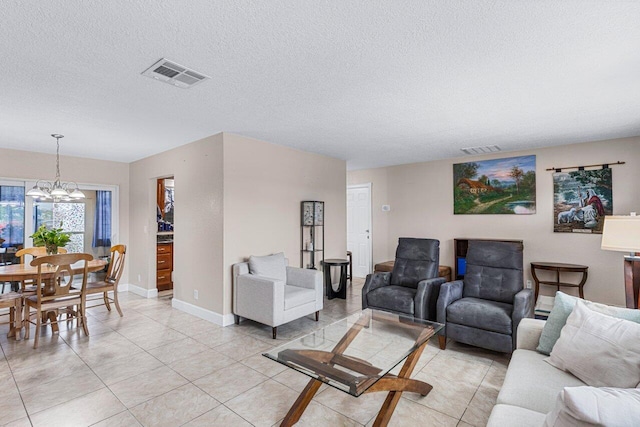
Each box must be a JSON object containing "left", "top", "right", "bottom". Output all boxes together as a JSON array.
[
  {"left": 553, "top": 168, "right": 612, "bottom": 234},
  {"left": 454, "top": 155, "right": 536, "bottom": 214}
]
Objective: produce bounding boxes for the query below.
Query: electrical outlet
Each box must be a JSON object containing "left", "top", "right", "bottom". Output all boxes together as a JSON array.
[
  {"left": 526, "top": 280, "right": 532, "bottom": 289},
  {"left": 194, "top": 290, "right": 199, "bottom": 300}
]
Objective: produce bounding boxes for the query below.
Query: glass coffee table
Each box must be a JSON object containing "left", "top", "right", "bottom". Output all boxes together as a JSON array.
[{"left": 263, "top": 309, "right": 443, "bottom": 426}]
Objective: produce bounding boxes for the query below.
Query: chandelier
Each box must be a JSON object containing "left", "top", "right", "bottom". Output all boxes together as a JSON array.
[{"left": 26, "top": 134, "right": 86, "bottom": 202}]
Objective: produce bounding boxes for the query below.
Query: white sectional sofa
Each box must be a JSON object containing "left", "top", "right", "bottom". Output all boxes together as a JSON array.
[{"left": 487, "top": 318, "right": 586, "bottom": 426}]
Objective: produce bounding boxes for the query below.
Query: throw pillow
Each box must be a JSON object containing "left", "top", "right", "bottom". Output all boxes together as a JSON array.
[
  {"left": 544, "top": 387, "right": 640, "bottom": 427},
  {"left": 537, "top": 291, "right": 640, "bottom": 355},
  {"left": 248, "top": 252, "right": 287, "bottom": 282},
  {"left": 546, "top": 301, "right": 640, "bottom": 388}
]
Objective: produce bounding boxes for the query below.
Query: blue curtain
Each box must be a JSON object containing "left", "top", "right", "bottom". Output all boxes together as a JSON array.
[
  {"left": 93, "top": 190, "right": 112, "bottom": 248},
  {"left": 0, "top": 186, "right": 25, "bottom": 247}
]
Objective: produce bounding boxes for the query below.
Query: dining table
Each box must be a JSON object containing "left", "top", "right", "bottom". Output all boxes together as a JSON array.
[{"left": 0, "top": 258, "right": 107, "bottom": 335}]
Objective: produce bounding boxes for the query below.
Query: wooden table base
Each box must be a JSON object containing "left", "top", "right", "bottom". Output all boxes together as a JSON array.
[{"left": 280, "top": 336, "right": 433, "bottom": 426}]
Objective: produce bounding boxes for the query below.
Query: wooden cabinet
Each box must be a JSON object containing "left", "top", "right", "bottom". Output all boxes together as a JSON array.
[{"left": 157, "top": 242, "right": 173, "bottom": 291}]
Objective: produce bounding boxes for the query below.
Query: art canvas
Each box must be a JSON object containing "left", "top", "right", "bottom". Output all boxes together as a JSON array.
[
  {"left": 453, "top": 155, "right": 536, "bottom": 214},
  {"left": 553, "top": 168, "right": 612, "bottom": 234}
]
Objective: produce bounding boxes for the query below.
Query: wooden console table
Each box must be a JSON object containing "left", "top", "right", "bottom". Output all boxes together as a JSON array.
[{"left": 530, "top": 262, "right": 589, "bottom": 300}]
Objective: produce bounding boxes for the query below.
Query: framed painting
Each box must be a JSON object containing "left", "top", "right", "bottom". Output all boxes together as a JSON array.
[
  {"left": 553, "top": 168, "right": 612, "bottom": 234},
  {"left": 453, "top": 155, "right": 536, "bottom": 214}
]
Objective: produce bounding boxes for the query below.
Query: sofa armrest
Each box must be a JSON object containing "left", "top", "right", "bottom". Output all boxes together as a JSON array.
[
  {"left": 286, "top": 266, "right": 322, "bottom": 290},
  {"left": 436, "top": 280, "right": 464, "bottom": 333},
  {"left": 516, "top": 318, "right": 546, "bottom": 350},
  {"left": 362, "top": 272, "right": 391, "bottom": 309},
  {"left": 414, "top": 277, "right": 446, "bottom": 321},
  {"left": 235, "top": 274, "right": 285, "bottom": 325}
]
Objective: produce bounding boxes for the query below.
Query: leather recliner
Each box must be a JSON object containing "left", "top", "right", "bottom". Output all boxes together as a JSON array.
[{"left": 362, "top": 238, "right": 445, "bottom": 321}]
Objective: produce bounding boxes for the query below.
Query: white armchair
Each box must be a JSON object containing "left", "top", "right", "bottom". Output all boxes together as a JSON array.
[{"left": 232, "top": 253, "right": 323, "bottom": 338}]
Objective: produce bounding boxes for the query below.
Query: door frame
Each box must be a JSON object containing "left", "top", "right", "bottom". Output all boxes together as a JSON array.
[{"left": 347, "top": 183, "right": 373, "bottom": 277}]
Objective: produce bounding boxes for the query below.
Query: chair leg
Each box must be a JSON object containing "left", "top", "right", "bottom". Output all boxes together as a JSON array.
[
  {"left": 24, "top": 306, "right": 30, "bottom": 339},
  {"left": 81, "top": 303, "right": 90, "bottom": 336},
  {"left": 113, "top": 289, "right": 123, "bottom": 317},
  {"left": 438, "top": 335, "right": 446, "bottom": 350},
  {"left": 103, "top": 292, "right": 111, "bottom": 311},
  {"left": 34, "top": 310, "right": 41, "bottom": 349},
  {"left": 272, "top": 327, "right": 277, "bottom": 339},
  {"left": 315, "top": 311, "right": 319, "bottom": 321}
]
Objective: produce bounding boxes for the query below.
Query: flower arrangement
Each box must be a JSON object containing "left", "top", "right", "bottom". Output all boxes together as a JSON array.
[{"left": 30, "top": 224, "right": 71, "bottom": 255}]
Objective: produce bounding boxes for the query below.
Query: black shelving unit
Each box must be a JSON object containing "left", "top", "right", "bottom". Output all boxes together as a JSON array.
[{"left": 300, "top": 201, "right": 324, "bottom": 269}]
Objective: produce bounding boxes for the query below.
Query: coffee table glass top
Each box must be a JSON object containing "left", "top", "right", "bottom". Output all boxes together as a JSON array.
[{"left": 263, "top": 309, "right": 443, "bottom": 396}]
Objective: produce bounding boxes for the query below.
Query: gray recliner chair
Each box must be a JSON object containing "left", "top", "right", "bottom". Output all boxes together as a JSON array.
[
  {"left": 362, "top": 238, "right": 445, "bottom": 321},
  {"left": 437, "top": 240, "right": 534, "bottom": 353}
]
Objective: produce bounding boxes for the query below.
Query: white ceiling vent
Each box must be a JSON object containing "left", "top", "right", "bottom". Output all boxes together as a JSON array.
[
  {"left": 142, "top": 58, "right": 209, "bottom": 88},
  {"left": 460, "top": 145, "right": 501, "bottom": 155}
]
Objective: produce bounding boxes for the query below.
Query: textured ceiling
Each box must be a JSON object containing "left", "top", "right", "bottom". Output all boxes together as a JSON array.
[{"left": 0, "top": 1, "right": 639, "bottom": 170}]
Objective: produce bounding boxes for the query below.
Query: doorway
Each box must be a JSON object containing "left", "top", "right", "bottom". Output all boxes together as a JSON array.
[
  {"left": 347, "top": 184, "right": 372, "bottom": 278},
  {"left": 156, "top": 177, "right": 174, "bottom": 296}
]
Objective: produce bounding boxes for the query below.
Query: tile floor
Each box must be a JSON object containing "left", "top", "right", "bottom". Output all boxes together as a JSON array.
[{"left": 0, "top": 278, "right": 509, "bottom": 426}]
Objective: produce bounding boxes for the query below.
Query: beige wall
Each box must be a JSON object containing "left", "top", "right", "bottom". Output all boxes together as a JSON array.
[
  {"left": 348, "top": 137, "right": 640, "bottom": 306},
  {"left": 222, "top": 133, "right": 347, "bottom": 315},
  {"left": 0, "top": 147, "right": 130, "bottom": 281},
  {"left": 128, "top": 133, "right": 224, "bottom": 312}
]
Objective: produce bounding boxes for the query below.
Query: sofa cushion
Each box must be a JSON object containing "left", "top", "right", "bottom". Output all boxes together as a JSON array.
[
  {"left": 547, "top": 301, "right": 640, "bottom": 388},
  {"left": 544, "top": 387, "right": 640, "bottom": 427},
  {"left": 284, "top": 285, "right": 315, "bottom": 310},
  {"left": 537, "top": 291, "right": 640, "bottom": 355},
  {"left": 487, "top": 404, "right": 547, "bottom": 427},
  {"left": 447, "top": 297, "right": 513, "bottom": 334},
  {"left": 249, "top": 252, "right": 287, "bottom": 282},
  {"left": 497, "top": 349, "right": 585, "bottom": 414},
  {"left": 366, "top": 285, "right": 415, "bottom": 315}
]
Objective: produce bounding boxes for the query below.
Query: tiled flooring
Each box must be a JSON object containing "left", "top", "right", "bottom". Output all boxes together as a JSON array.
[{"left": 0, "top": 278, "right": 509, "bottom": 426}]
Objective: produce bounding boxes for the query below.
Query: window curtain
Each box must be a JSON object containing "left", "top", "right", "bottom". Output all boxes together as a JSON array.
[
  {"left": 93, "top": 190, "right": 112, "bottom": 248},
  {"left": 0, "top": 186, "right": 25, "bottom": 247}
]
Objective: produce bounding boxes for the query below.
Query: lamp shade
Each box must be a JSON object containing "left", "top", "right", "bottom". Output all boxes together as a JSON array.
[{"left": 601, "top": 216, "right": 640, "bottom": 253}]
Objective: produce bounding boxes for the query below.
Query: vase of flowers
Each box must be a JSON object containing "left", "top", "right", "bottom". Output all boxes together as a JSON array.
[{"left": 30, "top": 224, "right": 71, "bottom": 255}]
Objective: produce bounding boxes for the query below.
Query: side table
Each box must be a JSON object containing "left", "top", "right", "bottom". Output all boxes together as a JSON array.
[
  {"left": 322, "top": 259, "right": 349, "bottom": 300},
  {"left": 531, "top": 262, "right": 589, "bottom": 300}
]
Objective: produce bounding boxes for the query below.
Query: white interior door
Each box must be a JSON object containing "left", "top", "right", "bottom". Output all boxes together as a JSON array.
[{"left": 347, "top": 184, "right": 372, "bottom": 278}]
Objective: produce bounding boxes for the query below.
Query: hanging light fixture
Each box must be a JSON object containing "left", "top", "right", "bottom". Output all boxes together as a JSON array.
[{"left": 26, "top": 134, "right": 85, "bottom": 202}]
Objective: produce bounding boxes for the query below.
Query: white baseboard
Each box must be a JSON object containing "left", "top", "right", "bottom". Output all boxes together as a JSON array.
[
  {"left": 121, "top": 283, "right": 158, "bottom": 299},
  {"left": 171, "top": 298, "right": 235, "bottom": 327}
]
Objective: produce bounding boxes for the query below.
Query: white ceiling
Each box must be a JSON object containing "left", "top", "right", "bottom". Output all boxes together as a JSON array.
[{"left": 1, "top": 1, "right": 639, "bottom": 170}]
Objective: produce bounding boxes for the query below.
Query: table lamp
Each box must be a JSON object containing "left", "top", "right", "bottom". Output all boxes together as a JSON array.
[{"left": 601, "top": 215, "right": 640, "bottom": 308}]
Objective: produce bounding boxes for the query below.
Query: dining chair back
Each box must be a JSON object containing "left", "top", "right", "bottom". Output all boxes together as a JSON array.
[
  {"left": 81, "top": 245, "right": 126, "bottom": 316},
  {"left": 16, "top": 247, "right": 69, "bottom": 294},
  {"left": 24, "top": 253, "right": 93, "bottom": 348}
]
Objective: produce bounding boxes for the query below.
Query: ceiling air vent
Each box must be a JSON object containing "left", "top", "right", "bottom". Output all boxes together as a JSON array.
[
  {"left": 460, "top": 145, "right": 501, "bottom": 155},
  {"left": 142, "top": 58, "right": 209, "bottom": 89}
]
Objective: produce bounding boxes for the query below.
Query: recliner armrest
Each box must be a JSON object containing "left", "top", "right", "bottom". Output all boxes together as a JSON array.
[
  {"left": 414, "top": 277, "right": 446, "bottom": 321},
  {"left": 286, "top": 266, "right": 322, "bottom": 290},
  {"left": 511, "top": 288, "right": 535, "bottom": 350},
  {"left": 436, "top": 280, "right": 464, "bottom": 329},
  {"left": 361, "top": 272, "right": 391, "bottom": 309}
]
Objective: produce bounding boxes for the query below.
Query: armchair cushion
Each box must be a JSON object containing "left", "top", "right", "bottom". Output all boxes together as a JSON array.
[
  {"left": 447, "top": 297, "right": 513, "bottom": 334},
  {"left": 366, "top": 285, "right": 416, "bottom": 315},
  {"left": 248, "top": 252, "right": 286, "bottom": 282},
  {"left": 463, "top": 241, "right": 523, "bottom": 303},
  {"left": 390, "top": 238, "right": 439, "bottom": 288},
  {"left": 284, "top": 285, "right": 316, "bottom": 310}
]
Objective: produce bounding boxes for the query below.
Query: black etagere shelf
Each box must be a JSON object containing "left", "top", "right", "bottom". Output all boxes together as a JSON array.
[{"left": 300, "top": 201, "right": 324, "bottom": 269}]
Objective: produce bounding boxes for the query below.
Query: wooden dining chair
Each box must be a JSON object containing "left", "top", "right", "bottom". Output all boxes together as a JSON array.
[
  {"left": 23, "top": 253, "right": 93, "bottom": 348},
  {"left": 0, "top": 292, "right": 23, "bottom": 340},
  {"left": 16, "top": 247, "right": 68, "bottom": 293},
  {"left": 79, "top": 245, "right": 126, "bottom": 316}
]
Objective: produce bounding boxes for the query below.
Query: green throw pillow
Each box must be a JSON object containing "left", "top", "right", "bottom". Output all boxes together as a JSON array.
[{"left": 537, "top": 291, "right": 640, "bottom": 355}]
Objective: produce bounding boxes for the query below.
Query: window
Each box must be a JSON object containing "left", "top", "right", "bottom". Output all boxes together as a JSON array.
[
  {"left": 34, "top": 201, "right": 85, "bottom": 253},
  {"left": 0, "top": 186, "right": 25, "bottom": 248}
]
